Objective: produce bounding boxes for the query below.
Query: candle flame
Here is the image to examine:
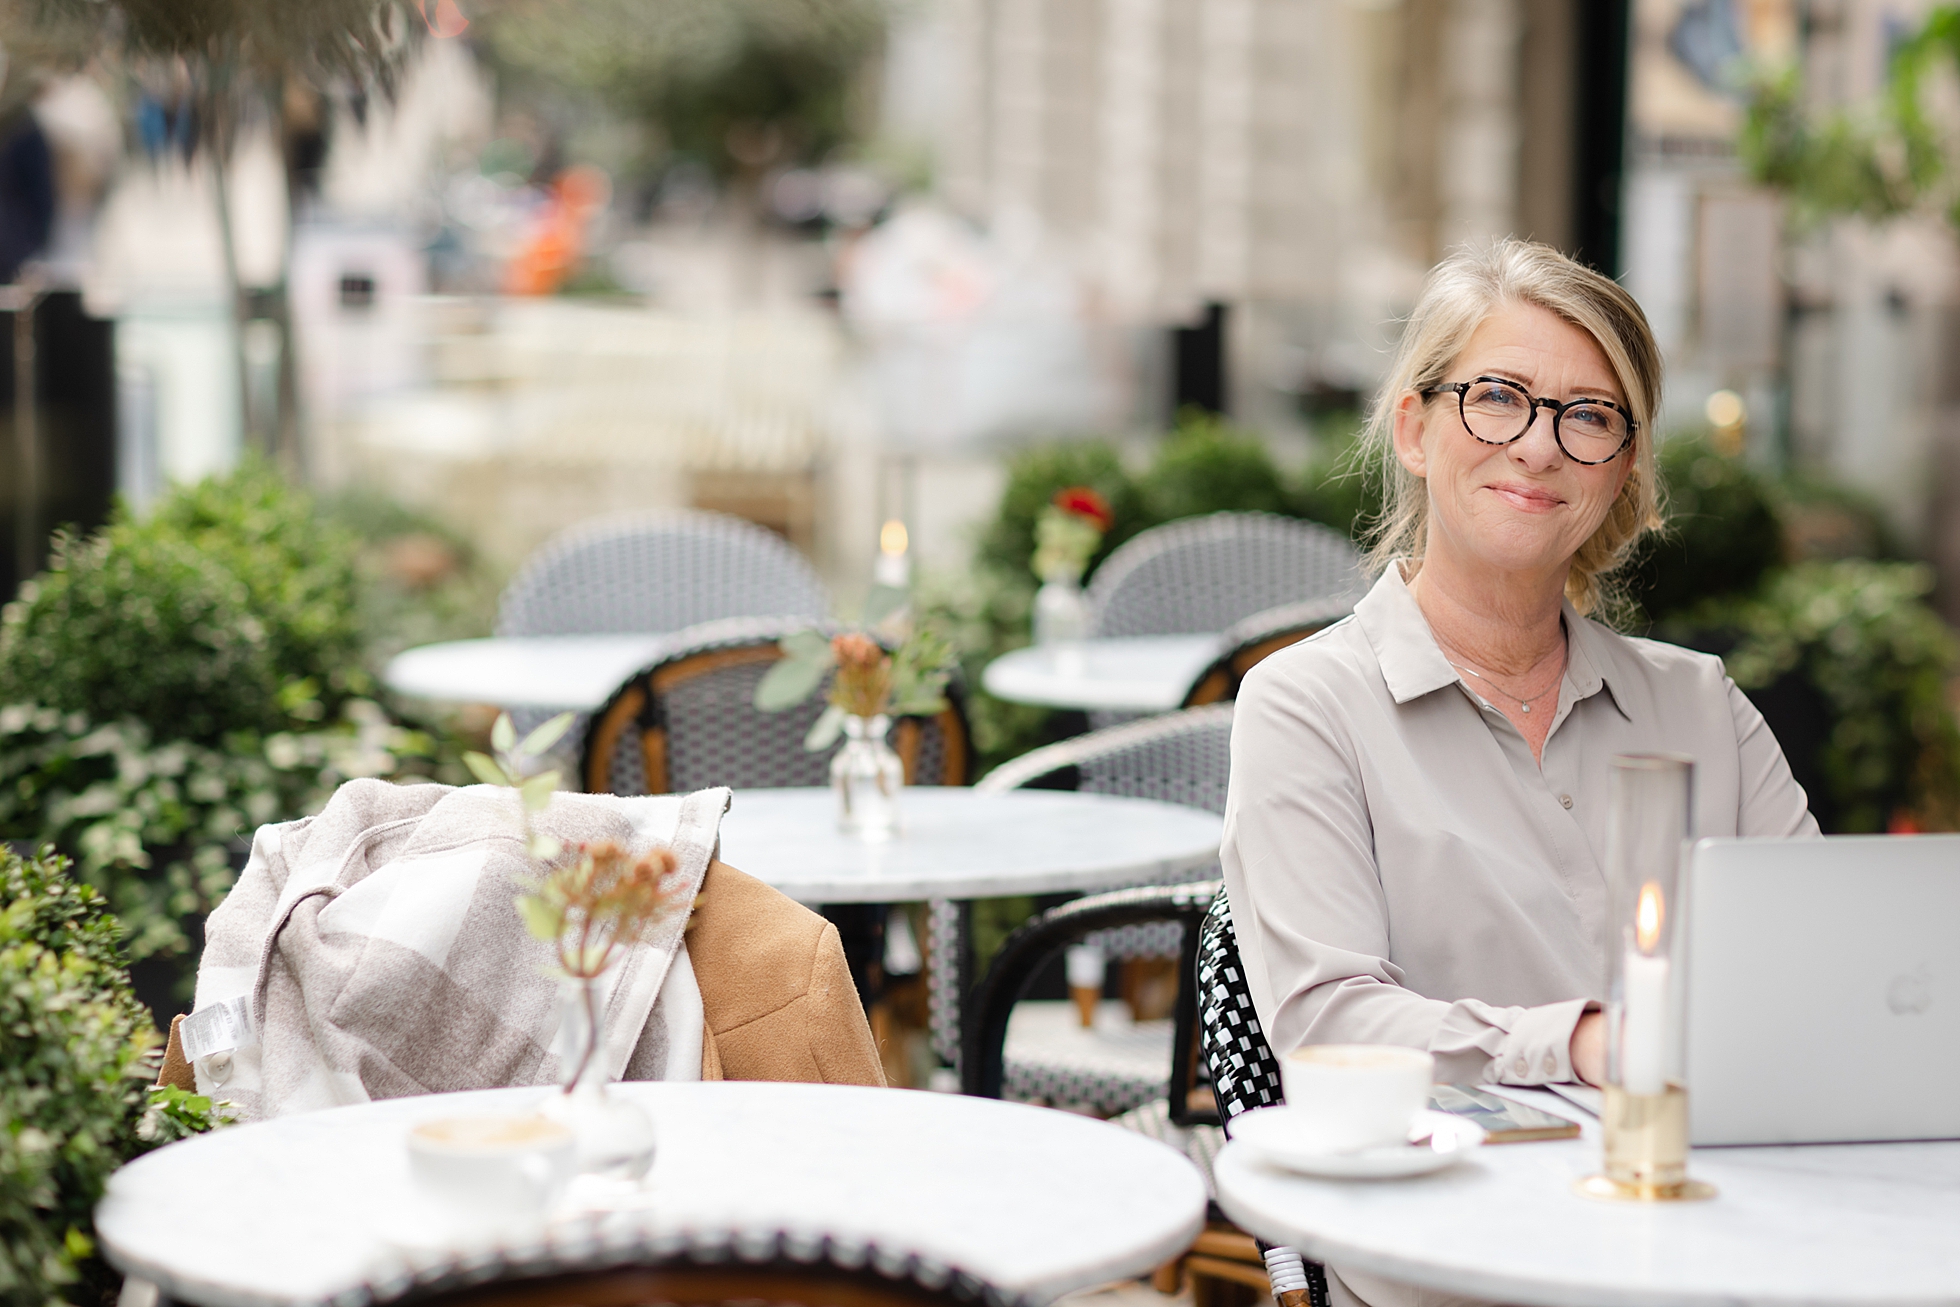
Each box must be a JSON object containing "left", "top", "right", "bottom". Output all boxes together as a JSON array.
[
  {"left": 1635, "top": 881, "right": 1665, "bottom": 955},
  {"left": 880, "top": 520, "right": 908, "bottom": 557}
]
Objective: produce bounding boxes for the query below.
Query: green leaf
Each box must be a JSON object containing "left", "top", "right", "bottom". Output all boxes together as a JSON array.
[
  {"left": 804, "top": 703, "right": 846, "bottom": 751},
  {"left": 491, "top": 713, "right": 516, "bottom": 753},
  {"left": 755, "top": 651, "right": 832, "bottom": 711},
  {"left": 529, "top": 833, "right": 563, "bottom": 862},
  {"left": 519, "top": 712, "right": 575, "bottom": 757},
  {"left": 520, "top": 772, "right": 559, "bottom": 813},
  {"left": 515, "top": 894, "right": 562, "bottom": 943},
  {"left": 462, "top": 751, "right": 509, "bottom": 788},
  {"left": 782, "top": 628, "right": 836, "bottom": 662}
]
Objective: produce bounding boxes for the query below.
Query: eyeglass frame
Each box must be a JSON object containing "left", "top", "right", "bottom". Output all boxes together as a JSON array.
[{"left": 1419, "top": 376, "right": 1638, "bottom": 466}]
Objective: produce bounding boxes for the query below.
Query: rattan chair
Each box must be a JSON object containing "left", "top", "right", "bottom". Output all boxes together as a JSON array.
[
  {"left": 1182, "top": 595, "right": 1356, "bottom": 708},
  {"left": 580, "top": 617, "right": 969, "bottom": 797},
  {"left": 497, "top": 510, "right": 830, "bottom": 638},
  {"left": 380, "top": 1229, "right": 1026, "bottom": 1307},
  {"left": 1085, "top": 512, "right": 1364, "bottom": 639},
  {"left": 946, "top": 707, "right": 1232, "bottom": 1103}
]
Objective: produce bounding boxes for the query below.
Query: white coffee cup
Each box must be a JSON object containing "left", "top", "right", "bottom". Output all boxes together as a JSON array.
[
  {"left": 1278, "top": 1044, "right": 1435, "bottom": 1153},
  {"left": 406, "top": 1114, "right": 576, "bottom": 1227}
]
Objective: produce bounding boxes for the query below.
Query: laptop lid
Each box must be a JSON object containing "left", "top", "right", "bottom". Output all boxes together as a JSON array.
[{"left": 1683, "top": 835, "right": 1960, "bottom": 1147}]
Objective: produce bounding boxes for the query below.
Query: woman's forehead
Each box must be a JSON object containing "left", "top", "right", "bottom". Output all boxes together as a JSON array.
[{"left": 1454, "top": 302, "right": 1625, "bottom": 400}]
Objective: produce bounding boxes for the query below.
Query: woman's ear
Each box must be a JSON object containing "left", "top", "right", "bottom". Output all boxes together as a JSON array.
[{"left": 1390, "top": 391, "right": 1430, "bottom": 478}]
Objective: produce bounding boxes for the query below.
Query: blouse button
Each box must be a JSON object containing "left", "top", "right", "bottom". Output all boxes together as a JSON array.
[
  {"left": 1513, "top": 1056, "right": 1528, "bottom": 1077},
  {"left": 1543, "top": 1053, "right": 1558, "bottom": 1075},
  {"left": 1559, "top": 794, "right": 1573, "bottom": 809}
]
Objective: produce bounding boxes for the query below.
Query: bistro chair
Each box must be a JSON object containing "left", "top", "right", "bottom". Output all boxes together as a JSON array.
[
  {"left": 387, "top": 1229, "right": 1027, "bottom": 1307},
  {"left": 580, "top": 617, "right": 969, "bottom": 797},
  {"left": 1196, "top": 888, "right": 1329, "bottom": 1307},
  {"left": 497, "top": 510, "right": 830, "bottom": 638},
  {"left": 1085, "top": 512, "right": 1364, "bottom": 639},
  {"left": 948, "top": 706, "right": 1232, "bottom": 1103},
  {"left": 1182, "top": 595, "right": 1357, "bottom": 708}
]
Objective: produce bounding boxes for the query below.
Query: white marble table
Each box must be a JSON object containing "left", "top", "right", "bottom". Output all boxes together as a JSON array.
[
  {"left": 1214, "top": 1090, "right": 1960, "bottom": 1307},
  {"left": 982, "top": 636, "right": 1225, "bottom": 714},
  {"left": 383, "top": 635, "right": 675, "bottom": 711},
  {"left": 98, "top": 1081, "right": 1206, "bottom": 1307},
  {"left": 721, "top": 787, "right": 1223, "bottom": 904}
]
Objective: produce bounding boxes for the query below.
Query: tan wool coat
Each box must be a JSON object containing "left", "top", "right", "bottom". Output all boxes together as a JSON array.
[{"left": 159, "top": 859, "right": 885, "bottom": 1093}]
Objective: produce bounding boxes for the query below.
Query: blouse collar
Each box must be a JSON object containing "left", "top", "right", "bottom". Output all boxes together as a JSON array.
[{"left": 1353, "top": 563, "right": 1632, "bottom": 721}]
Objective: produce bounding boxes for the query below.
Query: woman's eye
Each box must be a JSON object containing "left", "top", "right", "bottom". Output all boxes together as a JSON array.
[{"left": 1467, "top": 383, "right": 1522, "bottom": 408}]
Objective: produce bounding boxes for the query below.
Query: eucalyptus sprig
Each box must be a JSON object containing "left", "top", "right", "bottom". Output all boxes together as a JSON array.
[
  {"left": 463, "top": 711, "right": 574, "bottom": 863},
  {"left": 754, "top": 624, "right": 955, "bottom": 751}
]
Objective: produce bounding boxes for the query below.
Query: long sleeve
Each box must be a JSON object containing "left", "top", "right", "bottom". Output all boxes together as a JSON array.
[
  {"left": 1729, "top": 679, "right": 1822, "bottom": 839},
  {"left": 1221, "top": 658, "right": 1590, "bottom": 1086}
]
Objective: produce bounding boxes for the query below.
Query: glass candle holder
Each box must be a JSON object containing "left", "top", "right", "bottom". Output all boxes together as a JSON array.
[{"left": 1576, "top": 753, "right": 1716, "bottom": 1203}]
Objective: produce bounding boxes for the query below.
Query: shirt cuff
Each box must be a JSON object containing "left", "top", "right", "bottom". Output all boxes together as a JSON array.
[{"left": 1482, "top": 997, "right": 1596, "bottom": 1086}]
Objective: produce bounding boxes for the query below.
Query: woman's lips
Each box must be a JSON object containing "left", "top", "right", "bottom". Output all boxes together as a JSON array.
[{"left": 1485, "top": 480, "right": 1565, "bottom": 513}]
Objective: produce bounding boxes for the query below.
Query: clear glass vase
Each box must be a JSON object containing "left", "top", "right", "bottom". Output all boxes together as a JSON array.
[
  {"left": 833, "top": 713, "right": 903, "bottom": 842},
  {"left": 539, "top": 977, "right": 656, "bottom": 1183},
  {"left": 1034, "top": 576, "right": 1089, "bottom": 646}
]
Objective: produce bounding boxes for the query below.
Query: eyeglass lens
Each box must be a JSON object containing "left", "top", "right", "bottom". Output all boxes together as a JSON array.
[{"left": 1460, "top": 379, "right": 1628, "bottom": 462}]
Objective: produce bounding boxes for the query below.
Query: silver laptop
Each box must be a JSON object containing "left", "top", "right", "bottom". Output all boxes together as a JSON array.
[{"left": 1683, "top": 834, "right": 1960, "bottom": 1146}]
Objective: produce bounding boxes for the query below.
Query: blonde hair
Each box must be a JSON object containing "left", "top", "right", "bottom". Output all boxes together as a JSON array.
[{"left": 1358, "top": 239, "right": 1664, "bottom": 617}]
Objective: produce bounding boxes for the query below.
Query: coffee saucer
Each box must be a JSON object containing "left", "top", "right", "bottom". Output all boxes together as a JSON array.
[{"left": 1232, "top": 1108, "right": 1485, "bottom": 1179}]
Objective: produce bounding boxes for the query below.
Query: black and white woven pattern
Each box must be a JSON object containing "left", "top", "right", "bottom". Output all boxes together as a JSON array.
[
  {"left": 496, "top": 510, "right": 829, "bottom": 637},
  {"left": 1196, "top": 888, "right": 1284, "bottom": 1121},
  {"left": 1085, "top": 512, "right": 1364, "bottom": 639},
  {"left": 585, "top": 617, "right": 962, "bottom": 796}
]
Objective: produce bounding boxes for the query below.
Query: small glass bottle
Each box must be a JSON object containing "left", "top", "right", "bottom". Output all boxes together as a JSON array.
[
  {"left": 539, "top": 976, "right": 656, "bottom": 1183},
  {"left": 833, "top": 713, "right": 903, "bottom": 841}
]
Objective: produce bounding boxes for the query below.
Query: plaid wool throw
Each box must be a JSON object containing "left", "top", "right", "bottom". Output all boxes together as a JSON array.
[{"left": 186, "top": 778, "right": 729, "bottom": 1120}]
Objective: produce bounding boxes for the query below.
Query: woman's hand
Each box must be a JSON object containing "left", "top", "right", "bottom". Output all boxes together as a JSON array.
[{"left": 1569, "top": 1010, "right": 1606, "bottom": 1086}]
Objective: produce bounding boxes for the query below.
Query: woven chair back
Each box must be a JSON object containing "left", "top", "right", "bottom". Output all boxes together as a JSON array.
[
  {"left": 582, "top": 618, "right": 969, "bottom": 796},
  {"left": 1195, "top": 887, "right": 1285, "bottom": 1121},
  {"left": 1086, "top": 512, "right": 1363, "bottom": 638},
  {"left": 497, "top": 510, "right": 829, "bottom": 637}
]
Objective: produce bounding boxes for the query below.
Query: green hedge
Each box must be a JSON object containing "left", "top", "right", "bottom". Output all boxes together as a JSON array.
[{"left": 0, "top": 845, "right": 224, "bottom": 1307}]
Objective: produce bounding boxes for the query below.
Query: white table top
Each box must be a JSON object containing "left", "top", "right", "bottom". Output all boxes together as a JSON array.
[
  {"left": 982, "top": 636, "right": 1225, "bottom": 713},
  {"left": 721, "top": 787, "right": 1222, "bottom": 903},
  {"left": 1213, "top": 1090, "right": 1960, "bottom": 1307},
  {"left": 98, "top": 1082, "right": 1206, "bottom": 1307},
  {"left": 384, "top": 636, "right": 675, "bottom": 711}
]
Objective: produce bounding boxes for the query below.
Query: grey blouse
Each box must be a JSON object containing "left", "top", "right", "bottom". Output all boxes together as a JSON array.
[{"left": 1220, "top": 565, "right": 1819, "bottom": 1086}]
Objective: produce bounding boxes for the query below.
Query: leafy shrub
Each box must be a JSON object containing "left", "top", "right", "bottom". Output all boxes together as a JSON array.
[
  {"left": 1687, "top": 561, "right": 1960, "bottom": 833},
  {"left": 148, "top": 460, "right": 369, "bottom": 716},
  {"left": 0, "top": 527, "right": 283, "bottom": 746},
  {"left": 1, "top": 845, "right": 183, "bottom": 1307},
  {"left": 1137, "top": 413, "right": 1292, "bottom": 522},
  {"left": 0, "top": 703, "right": 429, "bottom": 971},
  {"left": 1626, "top": 436, "right": 1785, "bottom": 625},
  {"left": 974, "top": 442, "right": 1153, "bottom": 582}
]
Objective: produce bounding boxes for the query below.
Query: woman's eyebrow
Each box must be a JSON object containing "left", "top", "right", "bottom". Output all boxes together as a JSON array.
[{"left": 1475, "top": 367, "right": 1624, "bottom": 403}]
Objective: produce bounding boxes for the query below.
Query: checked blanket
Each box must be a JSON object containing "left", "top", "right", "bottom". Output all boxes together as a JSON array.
[{"left": 186, "top": 778, "right": 729, "bottom": 1120}]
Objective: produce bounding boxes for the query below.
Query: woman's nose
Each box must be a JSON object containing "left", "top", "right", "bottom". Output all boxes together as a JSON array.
[{"left": 1509, "top": 405, "right": 1564, "bottom": 468}]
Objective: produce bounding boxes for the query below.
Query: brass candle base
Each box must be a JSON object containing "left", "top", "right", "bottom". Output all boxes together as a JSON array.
[
  {"left": 1574, "top": 1174, "right": 1717, "bottom": 1203},
  {"left": 1576, "top": 1084, "right": 1716, "bottom": 1203}
]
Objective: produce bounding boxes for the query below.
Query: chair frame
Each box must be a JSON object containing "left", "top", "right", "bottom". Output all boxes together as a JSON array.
[
  {"left": 581, "top": 618, "right": 970, "bottom": 796},
  {"left": 1182, "top": 597, "right": 1356, "bottom": 708},
  {"left": 960, "top": 880, "right": 1222, "bottom": 1126}
]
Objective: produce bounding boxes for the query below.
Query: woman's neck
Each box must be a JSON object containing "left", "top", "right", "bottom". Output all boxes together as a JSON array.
[{"left": 1403, "top": 548, "right": 1568, "bottom": 677}]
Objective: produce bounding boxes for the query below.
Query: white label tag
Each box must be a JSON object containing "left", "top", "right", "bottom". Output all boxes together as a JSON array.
[{"left": 179, "top": 996, "right": 254, "bottom": 1062}]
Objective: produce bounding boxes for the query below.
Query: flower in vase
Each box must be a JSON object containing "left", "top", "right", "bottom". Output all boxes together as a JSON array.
[{"left": 1033, "top": 485, "right": 1112, "bottom": 583}]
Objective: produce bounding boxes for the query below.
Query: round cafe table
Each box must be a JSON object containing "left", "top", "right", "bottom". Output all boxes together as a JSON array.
[
  {"left": 1213, "top": 1090, "right": 1960, "bottom": 1307},
  {"left": 981, "top": 636, "right": 1225, "bottom": 714},
  {"left": 383, "top": 636, "right": 675, "bottom": 711},
  {"left": 720, "top": 787, "right": 1223, "bottom": 904},
  {"left": 97, "top": 1081, "right": 1208, "bottom": 1307},
  {"left": 721, "top": 787, "right": 1223, "bottom": 1067}
]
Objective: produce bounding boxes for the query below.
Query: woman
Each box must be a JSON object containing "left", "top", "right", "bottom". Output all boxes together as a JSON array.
[{"left": 1221, "top": 240, "right": 1815, "bottom": 1305}]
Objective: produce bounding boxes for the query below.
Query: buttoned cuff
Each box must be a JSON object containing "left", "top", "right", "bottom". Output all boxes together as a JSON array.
[{"left": 1482, "top": 997, "right": 1595, "bottom": 1086}]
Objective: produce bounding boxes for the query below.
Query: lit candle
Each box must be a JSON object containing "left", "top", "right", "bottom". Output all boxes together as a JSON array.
[
  {"left": 874, "top": 519, "right": 910, "bottom": 588},
  {"left": 1620, "top": 880, "right": 1669, "bottom": 1096}
]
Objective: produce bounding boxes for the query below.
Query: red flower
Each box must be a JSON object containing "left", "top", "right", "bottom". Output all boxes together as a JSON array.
[{"left": 1052, "top": 486, "right": 1113, "bottom": 533}]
